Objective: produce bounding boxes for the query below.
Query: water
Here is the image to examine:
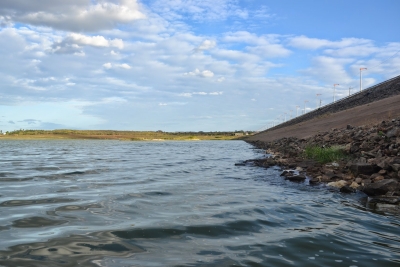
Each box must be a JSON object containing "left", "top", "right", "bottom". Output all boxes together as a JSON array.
[{"left": 0, "top": 140, "right": 399, "bottom": 267}]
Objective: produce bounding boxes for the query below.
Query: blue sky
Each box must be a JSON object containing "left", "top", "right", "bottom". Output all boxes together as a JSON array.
[{"left": 0, "top": 0, "right": 399, "bottom": 132}]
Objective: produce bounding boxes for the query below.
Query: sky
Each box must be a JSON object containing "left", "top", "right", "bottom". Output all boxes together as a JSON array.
[{"left": 0, "top": 0, "right": 399, "bottom": 132}]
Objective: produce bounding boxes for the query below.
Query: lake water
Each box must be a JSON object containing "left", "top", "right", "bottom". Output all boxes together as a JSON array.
[{"left": 0, "top": 140, "right": 399, "bottom": 267}]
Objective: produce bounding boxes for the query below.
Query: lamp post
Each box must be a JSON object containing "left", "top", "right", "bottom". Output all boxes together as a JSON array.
[
  {"left": 304, "top": 100, "right": 308, "bottom": 114},
  {"left": 349, "top": 87, "right": 353, "bottom": 96},
  {"left": 360, "top": 68, "right": 367, "bottom": 91},
  {"left": 316, "top": 93, "right": 321, "bottom": 109},
  {"left": 333, "top": 84, "right": 339, "bottom": 102}
]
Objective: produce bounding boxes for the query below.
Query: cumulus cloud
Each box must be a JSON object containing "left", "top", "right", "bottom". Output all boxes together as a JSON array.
[
  {"left": 52, "top": 33, "right": 124, "bottom": 54},
  {"left": 103, "top": 62, "right": 131, "bottom": 70},
  {"left": 184, "top": 68, "right": 214, "bottom": 78},
  {"left": 0, "top": 0, "right": 145, "bottom": 32},
  {"left": 301, "top": 56, "right": 354, "bottom": 84},
  {"left": 193, "top": 40, "right": 216, "bottom": 52}
]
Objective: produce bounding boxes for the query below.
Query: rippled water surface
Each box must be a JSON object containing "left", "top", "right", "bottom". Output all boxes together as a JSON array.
[{"left": 0, "top": 140, "right": 399, "bottom": 267}]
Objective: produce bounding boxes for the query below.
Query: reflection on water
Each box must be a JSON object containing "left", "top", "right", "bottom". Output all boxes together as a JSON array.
[{"left": 0, "top": 140, "right": 399, "bottom": 266}]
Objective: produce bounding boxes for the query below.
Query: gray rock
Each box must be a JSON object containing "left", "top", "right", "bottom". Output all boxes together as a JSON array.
[
  {"left": 386, "top": 127, "right": 399, "bottom": 138},
  {"left": 391, "top": 164, "right": 400, "bottom": 172},
  {"left": 285, "top": 175, "right": 306, "bottom": 182},
  {"left": 350, "top": 164, "right": 380, "bottom": 176},
  {"left": 340, "top": 186, "right": 356, "bottom": 193},
  {"left": 361, "top": 179, "right": 399, "bottom": 196}
]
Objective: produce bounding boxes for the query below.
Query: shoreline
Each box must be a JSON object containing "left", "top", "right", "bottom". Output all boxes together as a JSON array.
[{"left": 243, "top": 118, "right": 400, "bottom": 209}]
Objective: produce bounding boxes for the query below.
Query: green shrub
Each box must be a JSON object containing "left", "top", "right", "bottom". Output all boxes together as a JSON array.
[{"left": 304, "top": 145, "right": 345, "bottom": 164}]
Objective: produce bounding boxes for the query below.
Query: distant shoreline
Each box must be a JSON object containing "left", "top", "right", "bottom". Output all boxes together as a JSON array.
[{"left": 0, "top": 130, "right": 251, "bottom": 141}]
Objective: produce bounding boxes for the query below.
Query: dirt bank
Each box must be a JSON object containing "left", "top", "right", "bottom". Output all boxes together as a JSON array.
[{"left": 247, "top": 94, "right": 400, "bottom": 143}]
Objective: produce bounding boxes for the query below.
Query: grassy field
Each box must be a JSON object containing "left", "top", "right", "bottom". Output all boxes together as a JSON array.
[{"left": 0, "top": 129, "right": 252, "bottom": 141}]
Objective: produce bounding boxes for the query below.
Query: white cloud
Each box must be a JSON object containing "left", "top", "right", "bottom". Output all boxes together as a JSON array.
[
  {"left": 288, "top": 35, "right": 372, "bottom": 50},
  {"left": 103, "top": 62, "right": 112, "bottom": 69},
  {"left": 67, "top": 33, "right": 124, "bottom": 49},
  {"left": 103, "top": 62, "right": 131, "bottom": 70},
  {"left": 178, "top": 91, "right": 223, "bottom": 97},
  {"left": 301, "top": 56, "right": 354, "bottom": 84},
  {"left": 184, "top": 68, "right": 214, "bottom": 78},
  {"left": 222, "top": 31, "right": 291, "bottom": 58},
  {"left": 194, "top": 39, "right": 216, "bottom": 52},
  {"left": 209, "top": 91, "right": 223, "bottom": 95},
  {"left": 0, "top": 0, "right": 145, "bottom": 32},
  {"left": 119, "top": 63, "right": 131, "bottom": 70},
  {"left": 52, "top": 33, "right": 124, "bottom": 54}
]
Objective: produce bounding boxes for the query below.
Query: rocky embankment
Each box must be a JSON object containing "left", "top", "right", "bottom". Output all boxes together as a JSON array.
[{"left": 245, "top": 118, "right": 400, "bottom": 209}]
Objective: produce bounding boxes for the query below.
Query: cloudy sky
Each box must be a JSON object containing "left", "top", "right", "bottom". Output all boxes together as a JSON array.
[{"left": 0, "top": 0, "right": 399, "bottom": 132}]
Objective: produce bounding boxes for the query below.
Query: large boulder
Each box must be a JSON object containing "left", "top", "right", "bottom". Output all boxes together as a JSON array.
[{"left": 361, "top": 179, "right": 399, "bottom": 196}]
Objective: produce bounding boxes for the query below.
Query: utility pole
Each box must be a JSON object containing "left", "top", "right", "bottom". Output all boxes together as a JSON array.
[
  {"left": 360, "top": 68, "right": 367, "bottom": 91},
  {"left": 333, "top": 84, "right": 339, "bottom": 102}
]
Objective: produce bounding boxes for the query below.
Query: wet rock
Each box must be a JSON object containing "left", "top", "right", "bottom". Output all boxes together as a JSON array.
[
  {"left": 309, "top": 177, "right": 321, "bottom": 184},
  {"left": 285, "top": 175, "right": 306, "bottom": 182},
  {"left": 361, "top": 179, "right": 399, "bottom": 196},
  {"left": 340, "top": 185, "right": 356, "bottom": 193},
  {"left": 368, "top": 196, "right": 400, "bottom": 206}
]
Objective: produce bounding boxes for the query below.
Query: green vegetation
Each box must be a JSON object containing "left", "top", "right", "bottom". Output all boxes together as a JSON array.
[
  {"left": 304, "top": 145, "right": 346, "bottom": 164},
  {"left": 1, "top": 129, "right": 254, "bottom": 141}
]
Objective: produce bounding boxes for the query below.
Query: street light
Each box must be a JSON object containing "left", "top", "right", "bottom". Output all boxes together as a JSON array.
[
  {"left": 360, "top": 68, "right": 367, "bottom": 91},
  {"left": 333, "top": 84, "right": 339, "bottom": 102},
  {"left": 304, "top": 100, "right": 308, "bottom": 114},
  {"left": 316, "top": 93, "right": 322, "bottom": 109}
]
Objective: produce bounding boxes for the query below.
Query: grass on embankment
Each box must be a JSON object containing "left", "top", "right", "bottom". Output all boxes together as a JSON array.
[{"left": 304, "top": 145, "right": 346, "bottom": 164}]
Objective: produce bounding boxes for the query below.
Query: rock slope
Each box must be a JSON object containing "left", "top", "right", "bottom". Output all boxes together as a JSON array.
[{"left": 245, "top": 118, "right": 400, "bottom": 206}]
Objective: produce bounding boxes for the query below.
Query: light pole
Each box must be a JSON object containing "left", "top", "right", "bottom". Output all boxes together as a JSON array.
[
  {"left": 290, "top": 110, "right": 293, "bottom": 119},
  {"left": 333, "top": 84, "right": 339, "bottom": 102},
  {"left": 304, "top": 100, "right": 308, "bottom": 114},
  {"left": 296, "top": 105, "right": 300, "bottom": 116},
  {"left": 316, "top": 93, "right": 321, "bottom": 109},
  {"left": 360, "top": 68, "right": 367, "bottom": 91},
  {"left": 349, "top": 87, "right": 353, "bottom": 96}
]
